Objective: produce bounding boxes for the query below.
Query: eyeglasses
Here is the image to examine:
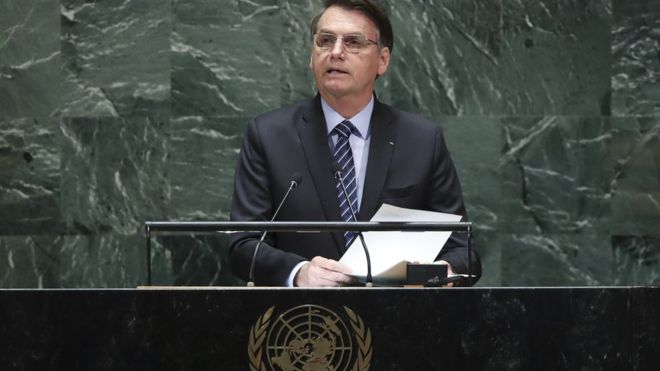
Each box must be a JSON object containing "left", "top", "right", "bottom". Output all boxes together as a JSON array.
[{"left": 313, "top": 32, "right": 378, "bottom": 53}]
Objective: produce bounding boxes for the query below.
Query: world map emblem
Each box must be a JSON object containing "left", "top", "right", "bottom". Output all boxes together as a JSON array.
[{"left": 248, "top": 305, "right": 372, "bottom": 371}]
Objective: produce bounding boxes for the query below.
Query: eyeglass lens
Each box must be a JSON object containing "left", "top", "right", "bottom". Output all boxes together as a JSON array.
[{"left": 315, "top": 33, "right": 373, "bottom": 52}]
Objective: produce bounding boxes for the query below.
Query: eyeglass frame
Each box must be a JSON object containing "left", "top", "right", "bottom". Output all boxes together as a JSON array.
[{"left": 312, "top": 32, "right": 380, "bottom": 54}]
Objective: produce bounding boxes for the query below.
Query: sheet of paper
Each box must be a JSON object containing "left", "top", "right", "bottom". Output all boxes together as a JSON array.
[{"left": 338, "top": 204, "right": 461, "bottom": 283}]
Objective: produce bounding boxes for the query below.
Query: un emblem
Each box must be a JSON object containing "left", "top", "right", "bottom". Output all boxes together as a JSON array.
[{"left": 248, "top": 305, "right": 372, "bottom": 371}]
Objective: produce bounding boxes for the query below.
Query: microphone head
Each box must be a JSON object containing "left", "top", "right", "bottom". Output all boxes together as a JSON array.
[
  {"left": 330, "top": 162, "right": 342, "bottom": 177},
  {"left": 290, "top": 173, "right": 302, "bottom": 188}
]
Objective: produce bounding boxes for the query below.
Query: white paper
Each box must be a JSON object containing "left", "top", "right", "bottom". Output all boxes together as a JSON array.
[{"left": 338, "top": 204, "right": 461, "bottom": 283}]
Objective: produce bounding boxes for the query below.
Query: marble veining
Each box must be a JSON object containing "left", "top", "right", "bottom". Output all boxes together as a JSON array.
[
  {"left": 611, "top": 0, "right": 660, "bottom": 116},
  {"left": 0, "top": 0, "right": 659, "bottom": 287},
  {"left": 59, "top": 0, "right": 171, "bottom": 119}
]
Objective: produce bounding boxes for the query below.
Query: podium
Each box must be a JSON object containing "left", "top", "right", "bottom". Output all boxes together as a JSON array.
[{"left": 0, "top": 287, "right": 658, "bottom": 370}]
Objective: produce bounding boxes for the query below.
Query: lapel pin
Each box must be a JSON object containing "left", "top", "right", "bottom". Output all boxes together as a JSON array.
[{"left": 388, "top": 141, "right": 394, "bottom": 146}]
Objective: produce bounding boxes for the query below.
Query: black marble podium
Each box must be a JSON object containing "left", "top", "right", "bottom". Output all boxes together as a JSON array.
[{"left": 0, "top": 287, "right": 658, "bottom": 370}]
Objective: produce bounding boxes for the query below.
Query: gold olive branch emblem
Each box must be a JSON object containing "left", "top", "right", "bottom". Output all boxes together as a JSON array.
[
  {"left": 344, "top": 306, "right": 372, "bottom": 371},
  {"left": 248, "top": 305, "right": 372, "bottom": 371},
  {"left": 248, "top": 306, "right": 274, "bottom": 371}
]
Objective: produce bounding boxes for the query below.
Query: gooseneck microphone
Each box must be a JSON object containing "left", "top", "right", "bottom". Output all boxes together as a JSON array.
[
  {"left": 247, "top": 173, "right": 302, "bottom": 287},
  {"left": 331, "top": 162, "right": 373, "bottom": 287}
]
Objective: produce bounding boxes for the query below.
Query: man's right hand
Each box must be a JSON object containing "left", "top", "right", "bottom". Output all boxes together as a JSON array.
[{"left": 294, "top": 256, "right": 354, "bottom": 287}]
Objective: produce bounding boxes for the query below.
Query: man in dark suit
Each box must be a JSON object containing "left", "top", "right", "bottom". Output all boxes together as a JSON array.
[{"left": 229, "top": 0, "right": 481, "bottom": 287}]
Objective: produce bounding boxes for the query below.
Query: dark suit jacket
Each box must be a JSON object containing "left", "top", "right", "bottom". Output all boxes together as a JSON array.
[{"left": 229, "top": 94, "right": 481, "bottom": 286}]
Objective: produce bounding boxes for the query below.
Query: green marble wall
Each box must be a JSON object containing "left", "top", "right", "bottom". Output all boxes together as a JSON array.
[{"left": 1, "top": 0, "right": 658, "bottom": 287}]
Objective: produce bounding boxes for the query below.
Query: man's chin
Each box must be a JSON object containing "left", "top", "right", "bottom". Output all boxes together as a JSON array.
[
  {"left": 320, "top": 87, "right": 352, "bottom": 100},
  {"left": 322, "top": 76, "right": 350, "bottom": 89}
]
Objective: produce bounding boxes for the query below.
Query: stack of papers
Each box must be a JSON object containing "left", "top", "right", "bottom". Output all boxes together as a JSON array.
[{"left": 338, "top": 204, "right": 461, "bottom": 284}]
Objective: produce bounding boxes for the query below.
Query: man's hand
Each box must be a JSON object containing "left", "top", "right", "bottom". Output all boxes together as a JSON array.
[
  {"left": 436, "top": 260, "right": 455, "bottom": 287},
  {"left": 294, "top": 256, "right": 354, "bottom": 287}
]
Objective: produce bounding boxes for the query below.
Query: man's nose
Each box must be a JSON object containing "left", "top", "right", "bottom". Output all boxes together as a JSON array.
[{"left": 330, "top": 38, "right": 345, "bottom": 58}]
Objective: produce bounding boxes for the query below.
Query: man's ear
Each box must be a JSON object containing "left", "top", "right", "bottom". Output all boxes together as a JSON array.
[{"left": 377, "top": 47, "right": 391, "bottom": 77}]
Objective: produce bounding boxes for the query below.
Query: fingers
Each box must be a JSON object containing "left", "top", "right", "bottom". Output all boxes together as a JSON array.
[
  {"left": 294, "top": 257, "right": 354, "bottom": 287},
  {"left": 436, "top": 260, "right": 455, "bottom": 287},
  {"left": 311, "top": 256, "right": 353, "bottom": 275},
  {"left": 436, "top": 260, "right": 455, "bottom": 276}
]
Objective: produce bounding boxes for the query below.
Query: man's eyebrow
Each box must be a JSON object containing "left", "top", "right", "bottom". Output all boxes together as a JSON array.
[{"left": 317, "top": 28, "right": 364, "bottom": 36}]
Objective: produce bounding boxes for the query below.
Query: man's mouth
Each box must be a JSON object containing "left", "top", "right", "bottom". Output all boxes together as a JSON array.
[{"left": 326, "top": 68, "right": 348, "bottom": 75}]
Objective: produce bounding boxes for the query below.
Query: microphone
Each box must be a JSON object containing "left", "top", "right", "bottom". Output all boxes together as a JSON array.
[
  {"left": 247, "top": 173, "right": 302, "bottom": 286},
  {"left": 331, "top": 162, "right": 373, "bottom": 287}
]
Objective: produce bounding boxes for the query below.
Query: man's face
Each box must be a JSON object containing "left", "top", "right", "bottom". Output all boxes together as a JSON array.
[{"left": 310, "top": 6, "right": 390, "bottom": 103}]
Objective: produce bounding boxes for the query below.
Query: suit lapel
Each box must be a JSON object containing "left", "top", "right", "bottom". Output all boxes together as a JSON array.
[
  {"left": 358, "top": 99, "right": 396, "bottom": 221},
  {"left": 298, "top": 95, "right": 346, "bottom": 254}
]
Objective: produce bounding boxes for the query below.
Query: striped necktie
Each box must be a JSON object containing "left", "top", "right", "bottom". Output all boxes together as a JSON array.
[{"left": 332, "top": 120, "right": 359, "bottom": 247}]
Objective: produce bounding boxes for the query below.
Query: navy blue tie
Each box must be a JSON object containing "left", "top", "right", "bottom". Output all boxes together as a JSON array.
[{"left": 332, "top": 120, "right": 359, "bottom": 247}]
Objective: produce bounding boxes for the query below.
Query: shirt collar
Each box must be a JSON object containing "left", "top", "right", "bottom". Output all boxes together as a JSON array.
[{"left": 321, "top": 96, "right": 374, "bottom": 139}]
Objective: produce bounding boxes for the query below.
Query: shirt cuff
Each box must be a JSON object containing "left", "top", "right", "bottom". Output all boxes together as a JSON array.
[{"left": 286, "top": 261, "right": 309, "bottom": 287}]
